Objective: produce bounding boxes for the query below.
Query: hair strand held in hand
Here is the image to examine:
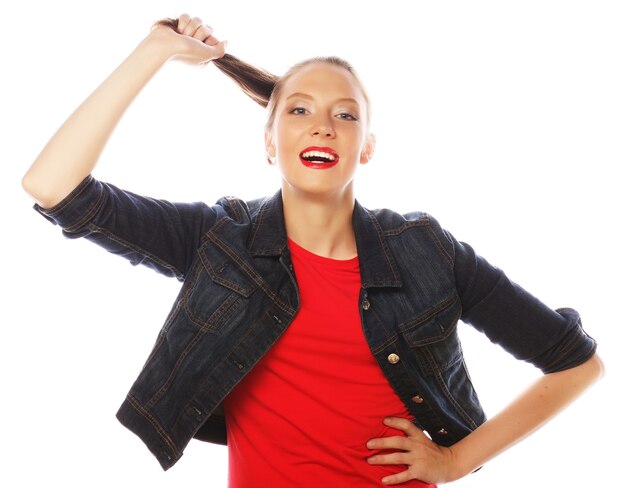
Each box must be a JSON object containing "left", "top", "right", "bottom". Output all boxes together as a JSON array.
[{"left": 154, "top": 17, "right": 278, "bottom": 108}]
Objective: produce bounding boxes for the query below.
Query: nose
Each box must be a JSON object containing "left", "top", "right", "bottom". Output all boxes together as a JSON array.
[{"left": 310, "top": 116, "right": 336, "bottom": 138}]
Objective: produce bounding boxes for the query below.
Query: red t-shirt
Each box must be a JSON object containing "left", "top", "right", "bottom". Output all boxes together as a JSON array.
[{"left": 223, "top": 238, "right": 436, "bottom": 487}]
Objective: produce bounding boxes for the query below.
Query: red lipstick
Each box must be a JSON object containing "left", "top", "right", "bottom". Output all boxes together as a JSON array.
[{"left": 299, "top": 146, "right": 340, "bottom": 169}]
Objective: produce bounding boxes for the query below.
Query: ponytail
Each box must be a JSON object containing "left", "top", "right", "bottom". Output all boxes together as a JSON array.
[
  {"left": 154, "top": 18, "right": 278, "bottom": 108},
  {"left": 214, "top": 55, "right": 277, "bottom": 109}
]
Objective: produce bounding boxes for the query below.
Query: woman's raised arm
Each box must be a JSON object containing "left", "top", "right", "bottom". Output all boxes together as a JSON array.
[{"left": 22, "top": 14, "right": 225, "bottom": 208}]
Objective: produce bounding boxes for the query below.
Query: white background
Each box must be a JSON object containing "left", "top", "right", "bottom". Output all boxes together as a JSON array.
[{"left": 1, "top": 1, "right": 624, "bottom": 486}]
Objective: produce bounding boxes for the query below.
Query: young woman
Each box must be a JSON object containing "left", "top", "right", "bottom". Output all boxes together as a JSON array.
[{"left": 22, "top": 14, "right": 603, "bottom": 487}]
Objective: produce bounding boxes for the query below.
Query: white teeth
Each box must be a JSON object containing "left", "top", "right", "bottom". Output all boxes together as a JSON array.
[{"left": 301, "top": 150, "right": 336, "bottom": 161}]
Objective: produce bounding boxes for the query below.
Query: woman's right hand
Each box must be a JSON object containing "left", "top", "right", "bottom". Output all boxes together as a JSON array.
[{"left": 150, "top": 14, "right": 226, "bottom": 65}]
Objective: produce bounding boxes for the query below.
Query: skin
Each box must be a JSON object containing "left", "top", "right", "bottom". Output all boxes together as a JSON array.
[
  {"left": 265, "top": 62, "right": 375, "bottom": 259},
  {"left": 367, "top": 356, "right": 603, "bottom": 484},
  {"left": 21, "top": 14, "right": 226, "bottom": 208},
  {"left": 22, "top": 14, "right": 604, "bottom": 486}
]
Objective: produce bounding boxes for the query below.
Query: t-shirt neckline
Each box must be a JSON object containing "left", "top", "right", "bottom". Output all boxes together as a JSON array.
[{"left": 287, "top": 237, "right": 359, "bottom": 268}]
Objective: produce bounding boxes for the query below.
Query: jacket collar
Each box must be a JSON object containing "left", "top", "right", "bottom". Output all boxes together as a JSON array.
[{"left": 247, "top": 190, "right": 402, "bottom": 289}]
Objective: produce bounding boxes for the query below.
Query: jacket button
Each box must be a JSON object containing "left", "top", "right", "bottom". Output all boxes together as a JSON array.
[
  {"left": 387, "top": 353, "right": 400, "bottom": 364},
  {"left": 437, "top": 428, "right": 448, "bottom": 435},
  {"left": 411, "top": 395, "right": 424, "bottom": 404},
  {"left": 362, "top": 299, "right": 370, "bottom": 310}
]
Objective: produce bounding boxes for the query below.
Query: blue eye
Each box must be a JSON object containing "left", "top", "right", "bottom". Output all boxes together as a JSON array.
[
  {"left": 337, "top": 113, "right": 357, "bottom": 121},
  {"left": 289, "top": 107, "right": 308, "bottom": 115}
]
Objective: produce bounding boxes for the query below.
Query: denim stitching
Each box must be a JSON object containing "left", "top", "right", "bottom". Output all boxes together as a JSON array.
[
  {"left": 425, "top": 216, "right": 454, "bottom": 267},
  {"left": 88, "top": 225, "right": 184, "bottom": 279},
  {"left": 172, "top": 309, "right": 290, "bottom": 431},
  {"left": 207, "top": 222, "right": 295, "bottom": 316},
  {"left": 398, "top": 294, "right": 458, "bottom": 334},
  {"left": 539, "top": 326, "right": 593, "bottom": 373},
  {"left": 224, "top": 196, "right": 243, "bottom": 222},
  {"left": 363, "top": 208, "right": 401, "bottom": 286},
  {"left": 248, "top": 195, "right": 272, "bottom": 253},
  {"left": 146, "top": 326, "right": 207, "bottom": 408},
  {"left": 381, "top": 217, "right": 430, "bottom": 237},
  {"left": 125, "top": 393, "right": 179, "bottom": 455},
  {"left": 36, "top": 175, "right": 95, "bottom": 216},
  {"left": 370, "top": 334, "right": 401, "bottom": 355},
  {"left": 183, "top": 280, "right": 246, "bottom": 331},
  {"left": 427, "top": 350, "right": 480, "bottom": 428},
  {"left": 142, "top": 300, "right": 182, "bottom": 367}
]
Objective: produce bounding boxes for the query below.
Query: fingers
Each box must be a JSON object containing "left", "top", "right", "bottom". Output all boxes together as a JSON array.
[
  {"left": 383, "top": 416, "right": 421, "bottom": 435},
  {"left": 366, "top": 454, "right": 415, "bottom": 484},
  {"left": 177, "top": 14, "right": 214, "bottom": 40},
  {"left": 365, "top": 417, "right": 451, "bottom": 485},
  {"left": 211, "top": 40, "right": 227, "bottom": 59},
  {"left": 176, "top": 14, "right": 194, "bottom": 35},
  {"left": 165, "top": 13, "right": 226, "bottom": 62},
  {"left": 366, "top": 417, "right": 422, "bottom": 449},
  {"left": 367, "top": 451, "right": 412, "bottom": 466},
  {"left": 367, "top": 435, "right": 412, "bottom": 452},
  {"left": 367, "top": 450, "right": 419, "bottom": 485},
  {"left": 193, "top": 26, "right": 218, "bottom": 46},
  {"left": 381, "top": 470, "right": 413, "bottom": 486}
]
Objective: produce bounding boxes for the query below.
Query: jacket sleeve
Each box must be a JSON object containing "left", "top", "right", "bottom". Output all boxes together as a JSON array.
[
  {"left": 428, "top": 215, "right": 597, "bottom": 374},
  {"left": 33, "top": 175, "right": 225, "bottom": 281}
]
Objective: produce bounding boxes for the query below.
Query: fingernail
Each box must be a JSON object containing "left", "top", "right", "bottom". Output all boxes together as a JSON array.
[{"left": 366, "top": 440, "right": 374, "bottom": 448}]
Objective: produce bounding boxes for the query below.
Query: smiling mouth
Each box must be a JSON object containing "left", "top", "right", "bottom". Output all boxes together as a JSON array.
[{"left": 299, "top": 147, "right": 339, "bottom": 169}]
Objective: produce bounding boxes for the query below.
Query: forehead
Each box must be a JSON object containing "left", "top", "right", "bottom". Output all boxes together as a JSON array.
[{"left": 281, "top": 63, "right": 366, "bottom": 104}]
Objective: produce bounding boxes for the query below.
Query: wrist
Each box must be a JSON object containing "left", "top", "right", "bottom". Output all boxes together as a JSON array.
[
  {"left": 446, "top": 442, "right": 481, "bottom": 482},
  {"left": 139, "top": 28, "right": 180, "bottom": 64}
]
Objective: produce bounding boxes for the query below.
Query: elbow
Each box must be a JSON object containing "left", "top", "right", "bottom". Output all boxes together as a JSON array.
[
  {"left": 545, "top": 352, "right": 605, "bottom": 389},
  {"left": 21, "top": 169, "right": 67, "bottom": 209},
  {"left": 566, "top": 352, "right": 605, "bottom": 389},
  {"left": 21, "top": 171, "right": 49, "bottom": 208},
  {"left": 21, "top": 171, "right": 41, "bottom": 202},
  {"left": 587, "top": 352, "right": 605, "bottom": 383}
]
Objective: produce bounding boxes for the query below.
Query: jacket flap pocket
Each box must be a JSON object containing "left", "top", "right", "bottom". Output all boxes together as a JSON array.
[
  {"left": 400, "top": 296, "right": 461, "bottom": 347},
  {"left": 197, "top": 244, "right": 256, "bottom": 298}
]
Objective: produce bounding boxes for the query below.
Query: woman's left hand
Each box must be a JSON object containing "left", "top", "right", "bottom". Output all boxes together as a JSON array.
[{"left": 366, "top": 417, "right": 459, "bottom": 485}]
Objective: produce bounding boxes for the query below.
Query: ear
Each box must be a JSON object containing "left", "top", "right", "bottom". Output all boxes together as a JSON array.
[
  {"left": 360, "top": 133, "right": 376, "bottom": 164},
  {"left": 265, "top": 130, "right": 276, "bottom": 159}
]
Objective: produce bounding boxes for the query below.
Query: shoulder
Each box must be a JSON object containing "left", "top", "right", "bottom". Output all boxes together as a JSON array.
[
  {"left": 212, "top": 194, "right": 269, "bottom": 224},
  {"left": 362, "top": 203, "right": 446, "bottom": 237},
  {"left": 360, "top": 203, "right": 456, "bottom": 260}
]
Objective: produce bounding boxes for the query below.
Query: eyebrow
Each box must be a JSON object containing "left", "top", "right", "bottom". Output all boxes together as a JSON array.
[{"left": 285, "top": 92, "right": 359, "bottom": 105}]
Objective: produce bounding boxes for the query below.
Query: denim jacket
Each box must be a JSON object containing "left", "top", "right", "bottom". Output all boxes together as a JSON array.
[{"left": 35, "top": 175, "right": 596, "bottom": 471}]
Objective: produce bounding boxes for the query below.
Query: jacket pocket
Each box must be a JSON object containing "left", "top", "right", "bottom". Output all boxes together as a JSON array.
[
  {"left": 182, "top": 243, "right": 257, "bottom": 332},
  {"left": 399, "top": 295, "right": 463, "bottom": 375}
]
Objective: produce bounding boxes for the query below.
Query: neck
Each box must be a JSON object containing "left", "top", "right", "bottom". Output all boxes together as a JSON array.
[{"left": 281, "top": 184, "right": 357, "bottom": 260}]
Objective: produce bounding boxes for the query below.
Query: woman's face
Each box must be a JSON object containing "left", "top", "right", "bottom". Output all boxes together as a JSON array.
[{"left": 266, "top": 62, "right": 375, "bottom": 200}]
